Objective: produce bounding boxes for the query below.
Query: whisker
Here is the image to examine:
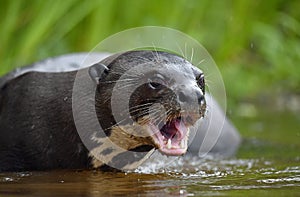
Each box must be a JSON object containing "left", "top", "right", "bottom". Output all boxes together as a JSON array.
[
  {"left": 129, "top": 104, "right": 155, "bottom": 111},
  {"left": 135, "top": 55, "right": 151, "bottom": 64},
  {"left": 151, "top": 42, "right": 161, "bottom": 62},
  {"left": 134, "top": 108, "right": 161, "bottom": 118},
  {"left": 195, "top": 59, "right": 205, "bottom": 67},
  {"left": 114, "top": 83, "right": 137, "bottom": 90},
  {"left": 148, "top": 110, "right": 165, "bottom": 122},
  {"left": 104, "top": 118, "right": 128, "bottom": 131},
  {"left": 176, "top": 42, "right": 185, "bottom": 58},
  {"left": 190, "top": 47, "right": 194, "bottom": 63},
  {"left": 101, "top": 79, "right": 138, "bottom": 84},
  {"left": 129, "top": 107, "right": 152, "bottom": 115},
  {"left": 184, "top": 42, "right": 187, "bottom": 59},
  {"left": 152, "top": 113, "right": 167, "bottom": 125},
  {"left": 129, "top": 102, "right": 154, "bottom": 110}
]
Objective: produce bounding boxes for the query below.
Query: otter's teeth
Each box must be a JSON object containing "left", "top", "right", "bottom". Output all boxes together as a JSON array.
[
  {"left": 180, "top": 139, "right": 185, "bottom": 149},
  {"left": 167, "top": 139, "right": 172, "bottom": 149}
]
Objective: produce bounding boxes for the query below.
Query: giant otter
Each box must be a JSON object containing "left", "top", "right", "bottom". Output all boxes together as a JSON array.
[{"left": 0, "top": 51, "right": 240, "bottom": 172}]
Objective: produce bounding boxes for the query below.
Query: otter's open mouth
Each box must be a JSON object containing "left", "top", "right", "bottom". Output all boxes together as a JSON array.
[{"left": 148, "top": 116, "right": 192, "bottom": 156}]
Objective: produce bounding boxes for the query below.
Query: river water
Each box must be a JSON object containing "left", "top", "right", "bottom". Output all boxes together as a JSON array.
[{"left": 0, "top": 110, "right": 299, "bottom": 196}]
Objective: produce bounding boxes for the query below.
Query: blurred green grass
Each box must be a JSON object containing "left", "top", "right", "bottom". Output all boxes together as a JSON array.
[{"left": 0, "top": 0, "right": 299, "bottom": 109}]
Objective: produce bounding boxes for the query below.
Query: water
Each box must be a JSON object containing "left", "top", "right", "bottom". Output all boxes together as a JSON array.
[{"left": 0, "top": 110, "right": 299, "bottom": 196}]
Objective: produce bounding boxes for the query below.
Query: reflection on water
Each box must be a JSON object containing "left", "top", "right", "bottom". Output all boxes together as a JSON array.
[
  {"left": 0, "top": 110, "right": 299, "bottom": 196},
  {"left": 0, "top": 157, "right": 299, "bottom": 196}
]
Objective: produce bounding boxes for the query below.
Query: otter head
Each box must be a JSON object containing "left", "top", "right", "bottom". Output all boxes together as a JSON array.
[{"left": 88, "top": 50, "right": 206, "bottom": 169}]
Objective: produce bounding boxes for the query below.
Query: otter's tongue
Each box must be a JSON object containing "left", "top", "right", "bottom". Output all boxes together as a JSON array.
[
  {"left": 161, "top": 119, "right": 185, "bottom": 139},
  {"left": 158, "top": 119, "right": 188, "bottom": 155}
]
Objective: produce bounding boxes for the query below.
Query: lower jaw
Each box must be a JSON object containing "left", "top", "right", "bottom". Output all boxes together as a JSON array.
[
  {"left": 156, "top": 137, "right": 188, "bottom": 156},
  {"left": 158, "top": 147, "right": 187, "bottom": 156}
]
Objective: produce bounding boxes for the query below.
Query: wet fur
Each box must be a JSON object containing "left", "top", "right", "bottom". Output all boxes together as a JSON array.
[{"left": 0, "top": 72, "right": 91, "bottom": 171}]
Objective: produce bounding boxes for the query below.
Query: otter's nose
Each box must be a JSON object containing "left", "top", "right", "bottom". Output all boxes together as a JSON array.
[{"left": 178, "top": 87, "right": 205, "bottom": 105}]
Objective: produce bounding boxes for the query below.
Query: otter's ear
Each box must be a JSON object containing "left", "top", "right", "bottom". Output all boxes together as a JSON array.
[{"left": 88, "top": 63, "right": 109, "bottom": 84}]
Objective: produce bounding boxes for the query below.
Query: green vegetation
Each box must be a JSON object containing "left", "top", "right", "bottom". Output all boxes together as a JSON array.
[{"left": 1, "top": 0, "right": 299, "bottom": 109}]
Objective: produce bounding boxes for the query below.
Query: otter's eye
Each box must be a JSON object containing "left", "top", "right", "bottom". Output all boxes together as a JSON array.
[
  {"left": 148, "top": 74, "right": 166, "bottom": 90},
  {"left": 196, "top": 73, "right": 205, "bottom": 93}
]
